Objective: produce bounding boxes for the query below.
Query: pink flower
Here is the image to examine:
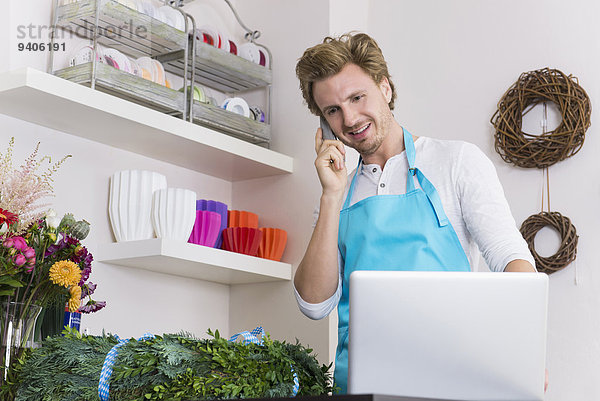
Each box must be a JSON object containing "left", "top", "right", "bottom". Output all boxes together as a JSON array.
[
  {"left": 13, "top": 254, "right": 26, "bottom": 267},
  {"left": 4, "top": 236, "right": 28, "bottom": 251},
  {"left": 24, "top": 247, "right": 35, "bottom": 259},
  {"left": 24, "top": 261, "right": 35, "bottom": 273},
  {"left": 13, "top": 237, "right": 27, "bottom": 251},
  {"left": 3, "top": 237, "right": 14, "bottom": 248}
]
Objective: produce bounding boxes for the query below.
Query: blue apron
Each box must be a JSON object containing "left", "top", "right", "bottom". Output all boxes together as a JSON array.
[{"left": 334, "top": 129, "right": 471, "bottom": 393}]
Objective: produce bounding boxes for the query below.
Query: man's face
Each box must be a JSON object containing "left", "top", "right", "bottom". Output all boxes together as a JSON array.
[{"left": 313, "top": 63, "right": 393, "bottom": 156}]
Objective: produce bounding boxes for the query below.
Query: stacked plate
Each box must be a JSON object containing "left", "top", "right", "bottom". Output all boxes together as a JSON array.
[
  {"left": 62, "top": 0, "right": 186, "bottom": 31},
  {"left": 68, "top": 43, "right": 171, "bottom": 88},
  {"left": 136, "top": 0, "right": 187, "bottom": 31},
  {"left": 194, "top": 25, "right": 237, "bottom": 55},
  {"left": 237, "top": 42, "right": 269, "bottom": 67},
  {"left": 136, "top": 56, "right": 170, "bottom": 87},
  {"left": 221, "top": 97, "right": 250, "bottom": 118}
]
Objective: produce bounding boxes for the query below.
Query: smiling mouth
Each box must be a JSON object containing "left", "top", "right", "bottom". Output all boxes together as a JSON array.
[{"left": 348, "top": 123, "right": 371, "bottom": 135}]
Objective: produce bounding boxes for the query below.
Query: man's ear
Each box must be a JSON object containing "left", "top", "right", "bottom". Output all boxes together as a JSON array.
[{"left": 378, "top": 76, "right": 392, "bottom": 104}]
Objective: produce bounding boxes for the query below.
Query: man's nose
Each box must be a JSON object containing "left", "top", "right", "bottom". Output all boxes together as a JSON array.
[{"left": 341, "top": 106, "right": 359, "bottom": 129}]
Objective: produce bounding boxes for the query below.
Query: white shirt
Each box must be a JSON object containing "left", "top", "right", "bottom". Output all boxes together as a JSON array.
[{"left": 295, "top": 136, "right": 535, "bottom": 320}]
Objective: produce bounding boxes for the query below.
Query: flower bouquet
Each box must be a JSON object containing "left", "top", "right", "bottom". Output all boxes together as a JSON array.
[{"left": 0, "top": 138, "right": 106, "bottom": 399}]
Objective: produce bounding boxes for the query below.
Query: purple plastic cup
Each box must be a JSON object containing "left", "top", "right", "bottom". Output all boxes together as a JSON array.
[
  {"left": 188, "top": 210, "right": 221, "bottom": 247},
  {"left": 196, "top": 199, "right": 228, "bottom": 248}
]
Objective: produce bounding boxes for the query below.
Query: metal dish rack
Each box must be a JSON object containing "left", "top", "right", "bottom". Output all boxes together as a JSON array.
[
  {"left": 49, "top": 0, "right": 192, "bottom": 119},
  {"left": 161, "top": 39, "right": 272, "bottom": 145},
  {"left": 49, "top": 0, "right": 273, "bottom": 147}
]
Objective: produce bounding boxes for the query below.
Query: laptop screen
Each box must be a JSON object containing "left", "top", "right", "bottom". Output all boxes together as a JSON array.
[{"left": 347, "top": 271, "right": 548, "bottom": 401}]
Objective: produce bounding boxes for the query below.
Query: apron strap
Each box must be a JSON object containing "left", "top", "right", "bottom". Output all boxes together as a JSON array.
[
  {"left": 404, "top": 129, "right": 449, "bottom": 227},
  {"left": 342, "top": 129, "right": 451, "bottom": 227},
  {"left": 404, "top": 128, "right": 417, "bottom": 193},
  {"left": 414, "top": 168, "right": 450, "bottom": 227}
]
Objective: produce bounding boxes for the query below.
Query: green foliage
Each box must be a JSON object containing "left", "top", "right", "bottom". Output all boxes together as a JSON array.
[{"left": 9, "top": 327, "right": 333, "bottom": 401}]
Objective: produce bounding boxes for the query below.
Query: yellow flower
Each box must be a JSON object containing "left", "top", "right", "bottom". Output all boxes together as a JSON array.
[
  {"left": 68, "top": 285, "right": 82, "bottom": 312},
  {"left": 49, "top": 260, "right": 81, "bottom": 288}
]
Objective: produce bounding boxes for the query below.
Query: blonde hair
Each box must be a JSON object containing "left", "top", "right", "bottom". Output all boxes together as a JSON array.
[{"left": 295, "top": 32, "right": 396, "bottom": 116}]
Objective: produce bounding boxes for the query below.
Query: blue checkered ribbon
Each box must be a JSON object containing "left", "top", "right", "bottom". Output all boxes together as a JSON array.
[
  {"left": 229, "top": 325, "right": 265, "bottom": 344},
  {"left": 229, "top": 326, "right": 299, "bottom": 396},
  {"left": 98, "top": 333, "right": 155, "bottom": 401}
]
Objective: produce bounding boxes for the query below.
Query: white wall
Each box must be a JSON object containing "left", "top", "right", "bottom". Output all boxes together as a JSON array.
[
  {"left": 6, "top": 0, "right": 53, "bottom": 72},
  {"left": 329, "top": 0, "right": 369, "bottom": 37},
  {"left": 369, "top": 1, "right": 600, "bottom": 400},
  {"left": 1, "top": 1, "right": 10, "bottom": 70}
]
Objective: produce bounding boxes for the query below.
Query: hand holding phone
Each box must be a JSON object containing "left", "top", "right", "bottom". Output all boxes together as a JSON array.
[{"left": 320, "top": 117, "right": 337, "bottom": 140}]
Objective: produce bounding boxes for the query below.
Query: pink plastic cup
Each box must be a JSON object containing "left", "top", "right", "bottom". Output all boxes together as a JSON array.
[{"left": 188, "top": 210, "right": 221, "bottom": 247}]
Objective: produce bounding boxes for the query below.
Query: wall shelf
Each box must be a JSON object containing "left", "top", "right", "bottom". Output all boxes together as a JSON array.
[
  {"left": 0, "top": 68, "right": 293, "bottom": 181},
  {"left": 96, "top": 238, "right": 291, "bottom": 285}
]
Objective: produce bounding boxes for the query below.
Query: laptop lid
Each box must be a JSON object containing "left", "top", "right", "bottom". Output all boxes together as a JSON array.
[{"left": 347, "top": 271, "right": 548, "bottom": 401}]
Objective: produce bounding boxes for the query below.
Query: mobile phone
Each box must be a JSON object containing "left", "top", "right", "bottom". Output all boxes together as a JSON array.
[{"left": 320, "top": 117, "right": 337, "bottom": 140}]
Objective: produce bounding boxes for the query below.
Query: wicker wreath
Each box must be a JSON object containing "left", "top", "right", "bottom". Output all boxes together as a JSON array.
[
  {"left": 491, "top": 68, "right": 591, "bottom": 168},
  {"left": 520, "top": 211, "right": 578, "bottom": 274}
]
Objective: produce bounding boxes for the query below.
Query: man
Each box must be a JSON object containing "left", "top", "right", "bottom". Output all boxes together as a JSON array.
[{"left": 293, "top": 33, "right": 537, "bottom": 393}]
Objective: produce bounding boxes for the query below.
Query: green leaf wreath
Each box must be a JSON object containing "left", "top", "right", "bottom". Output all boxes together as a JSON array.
[{"left": 8, "top": 328, "right": 334, "bottom": 401}]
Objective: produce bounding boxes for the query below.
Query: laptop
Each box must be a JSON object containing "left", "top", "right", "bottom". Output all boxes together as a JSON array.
[{"left": 347, "top": 271, "right": 548, "bottom": 401}]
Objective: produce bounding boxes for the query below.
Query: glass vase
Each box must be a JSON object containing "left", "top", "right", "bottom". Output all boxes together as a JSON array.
[
  {"left": 36, "top": 301, "right": 65, "bottom": 340},
  {"left": 1, "top": 301, "right": 43, "bottom": 395}
]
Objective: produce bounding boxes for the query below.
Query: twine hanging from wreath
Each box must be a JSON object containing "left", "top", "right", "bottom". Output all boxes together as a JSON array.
[{"left": 491, "top": 68, "right": 591, "bottom": 169}]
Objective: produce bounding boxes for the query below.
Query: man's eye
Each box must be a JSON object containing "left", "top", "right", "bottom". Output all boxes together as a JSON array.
[
  {"left": 353, "top": 95, "right": 364, "bottom": 102},
  {"left": 327, "top": 108, "right": 338, "bottom": 115}
]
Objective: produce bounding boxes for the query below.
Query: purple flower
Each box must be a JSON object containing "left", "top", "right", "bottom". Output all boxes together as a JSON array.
[
  {"left": 81, "top": 282, "right": 97, "bottom": 297},
  {"left": 79, "top": 300, "right": 106, "bottom": 314},
  {"left": 44, "top": 234, "right": 79, "bottom": 258}
]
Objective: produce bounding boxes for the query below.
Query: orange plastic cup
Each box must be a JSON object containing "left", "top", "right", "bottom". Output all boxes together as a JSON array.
[
  {"left": 227, "top": 210, "right": 259, "bottom": 228},
  {"left": 258, "top": 227, "right": 288, "bottom": 261}
]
